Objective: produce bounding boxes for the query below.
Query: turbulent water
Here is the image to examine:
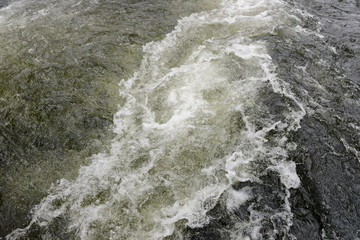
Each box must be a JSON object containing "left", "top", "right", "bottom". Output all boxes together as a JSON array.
[{"left": 0, "top": 0, "right": 359, "bottom": 239}]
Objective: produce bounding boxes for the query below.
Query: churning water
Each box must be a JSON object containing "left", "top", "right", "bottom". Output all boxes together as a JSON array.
[{"left": 1, "top": 0, "right": 360, "bottom": 239}]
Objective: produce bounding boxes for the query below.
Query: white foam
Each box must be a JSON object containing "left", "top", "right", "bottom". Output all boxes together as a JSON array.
[
  {"left": 226, "top": 187, "right": 253, "bottom": 211},
  {"left": 6, "top": 0, "right": 307, "bottom": 239},
  {"left": 270, "top": 161, "right": 300, "bottom": 189}
]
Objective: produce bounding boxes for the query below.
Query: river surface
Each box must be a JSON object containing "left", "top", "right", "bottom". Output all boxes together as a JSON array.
[{"left": 0, "top": 0, "right": 359, "bottom": 239}]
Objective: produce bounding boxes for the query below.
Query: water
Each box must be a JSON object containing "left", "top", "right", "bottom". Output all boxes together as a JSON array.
[
  {"left": 274, "top": 1, "right": 360, "bottom": 239},
  {"left": 0, "top": 0, "right": 207, "bottom": 236},
  {"left": 1, "top": 0, "right": 359, "bottom": 239}
]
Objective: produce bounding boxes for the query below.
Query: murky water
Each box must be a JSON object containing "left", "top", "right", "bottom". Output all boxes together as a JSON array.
[{"left": 1, "top": 0, "right": 359, "bottom": 239}]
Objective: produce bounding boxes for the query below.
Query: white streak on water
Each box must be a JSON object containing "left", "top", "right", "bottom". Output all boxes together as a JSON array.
[{"left": 6, "top": 0, "right": 306, "bottom": 239}]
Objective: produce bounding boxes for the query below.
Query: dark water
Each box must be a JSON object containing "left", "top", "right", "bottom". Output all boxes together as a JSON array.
[
  {"left": 187, "top": 0, "right": 360, "bottom": 239},
  {"left": 283, "top": 0, "right": 360, "bottom": 239},
  {"left": 187, "top": 1, "right": 360, "bottom": 239},
  {"left": 0, "top": 0, "right": 359, "bottom": 239}
]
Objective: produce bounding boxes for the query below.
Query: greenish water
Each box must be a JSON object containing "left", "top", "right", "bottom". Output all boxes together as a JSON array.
[
  {"left": 3, "top": 0, "right": 358, "bottom": 239},
  {"left": 0, "top": 0, "right": 210, "bottom": 235},
  {"left": 3, "top": 0, "right": 305, "bottom": 238}
]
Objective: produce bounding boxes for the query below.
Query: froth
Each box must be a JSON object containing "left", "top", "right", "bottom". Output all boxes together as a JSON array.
[{"left": 7, "top": 0, "right": 305, "bottom": 239}]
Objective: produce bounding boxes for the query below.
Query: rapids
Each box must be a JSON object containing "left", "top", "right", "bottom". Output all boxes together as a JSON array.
[{"left": 1, "top": 0, "right": 359, "bottom": 239}]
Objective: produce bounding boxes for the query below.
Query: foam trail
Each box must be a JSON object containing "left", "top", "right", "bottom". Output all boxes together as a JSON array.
[{"left": 7, "top": 0, "right": 306, "bottom": 239}]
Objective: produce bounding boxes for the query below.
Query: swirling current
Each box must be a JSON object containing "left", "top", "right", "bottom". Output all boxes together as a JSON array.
[{"left": 0, "top": 0, "right": 359, "bottom": 239}]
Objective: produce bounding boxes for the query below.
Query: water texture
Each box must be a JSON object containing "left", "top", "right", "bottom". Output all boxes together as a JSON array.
[
  {"left": 0, "top": 0, "right": 208, "bottom": 236},
  {"left": 0, "top": 0, "right": 359, "bottom": 239}
]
